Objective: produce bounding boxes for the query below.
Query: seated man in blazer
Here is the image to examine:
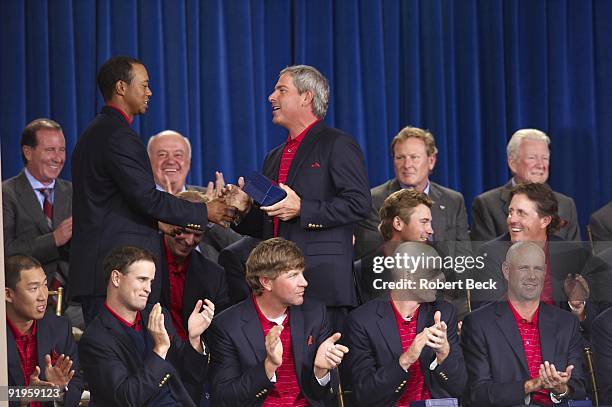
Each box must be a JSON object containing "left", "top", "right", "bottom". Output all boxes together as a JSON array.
[
  {"left": 591, "top": 305, "right": 612, "bottom": 404},
  {"left": 462, "top": 241, "right": 586, "bottom": 406},
  {"left": 5, "top": 254, "right": 83, "bottom": 407},
  {"left": 209, "top": 238, "right": 348, "bottom": 407},
  {"left": 354, "top": 125, "right": 471, "bottom": 261},
  {"left": 159, "top": 190, "right": 230, "bottom": 339},
  {"left": 79, "top": 246, "right": 212, "bottom": 407},
  {"left": 345, "top": 242, "right": 466, "bottom": 406},
  {"left": 471, "top": 128, "right": 580, "bottom": 243}
]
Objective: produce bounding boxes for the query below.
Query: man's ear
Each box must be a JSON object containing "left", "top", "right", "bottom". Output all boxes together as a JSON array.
[
  {"left": 259, "top": 276, "right": 273, "bottom": 292},
  {"left": 111, "top": 269, "right": 122, "bottom": 288},
  {"left": 5, "top": 287, "right": 14, "bottom": 304},
  {"left": 392, "top": 216, "right": 404, "bottom": 232},
  {"left": 502, "top": 261, "right": 510, "bottom": 282},
  {"left": 115, "top": 80, "right": 127, "bottom": 97},
  {"left": 301, "top": 90, "right": 314, "bottom": 107}
]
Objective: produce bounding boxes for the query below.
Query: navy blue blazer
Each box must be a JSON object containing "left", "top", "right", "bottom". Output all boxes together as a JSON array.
[
  {"left": 344, "top": 299, "right": 466, "bottom": 406},
  {"left": 70, "top": 106, "right": 207, "bottom": 302},
  {"left": 7, "top": 312, "right": 83, "bottom": 407},
  {"left": 209, "top": 297, "right": 338, "bottom": 407},
  {"left": 79, "top": 304, "right": 207, "bottom": 407},
  {"left": 236, "top": 121, "right": 371, "bottom": 307},
  {"left": 591, "top": 306, "right": 612, "bottom": 404},
  {"left": 461, "top": 302, "right": 586, "bottom": 407}
]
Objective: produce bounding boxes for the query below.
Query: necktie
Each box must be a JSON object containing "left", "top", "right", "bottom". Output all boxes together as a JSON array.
[{"left": 37, "top": 188, "right": 53, "bottom": 226}]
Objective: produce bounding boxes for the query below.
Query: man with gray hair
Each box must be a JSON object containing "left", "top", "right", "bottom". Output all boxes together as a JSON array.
[
  {"left": 228, "top": 65, "right": 370, "bottom": 330},
  {"left": 147, "top": 130, "right": 241, "bottom": 262},
  {"left": 471, "top": 128, "right": 580, "bottom": 242}
]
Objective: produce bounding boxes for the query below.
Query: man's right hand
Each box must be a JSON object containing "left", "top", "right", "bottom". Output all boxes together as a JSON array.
[
  {"left": 148, "top": 303, "right": 171, "bottom": 359},
  {"left": 206, "top": 198, "right": 235, "bottom": 227},
  {"left": 264, "top": 325, "right": 283, "bottom": 379},
  {"left": 224, "top": 177, "right": 252, "bottom": 215},
  {"left": 53, "top": 217, "right": 72, "bottom": 246},
  {"left": 399, "top": 327, "right": 430, "bottom": 370}
]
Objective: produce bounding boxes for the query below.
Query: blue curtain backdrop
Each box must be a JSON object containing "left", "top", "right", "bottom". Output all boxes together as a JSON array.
[{"left": 1, "top": 0, "right": 611, "bottom": 237}]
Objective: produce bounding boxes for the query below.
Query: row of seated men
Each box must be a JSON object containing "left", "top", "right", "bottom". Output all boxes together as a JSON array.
[{"left": 7, "top": 237, "right": 612, "bottom": 407}]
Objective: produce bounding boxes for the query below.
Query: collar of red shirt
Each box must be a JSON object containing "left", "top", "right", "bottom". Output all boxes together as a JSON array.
[
  {"left": 104, "top": 302, "right": 141, "bottom": 331},
  {"left": 6, "top": 317, "right": 37, "bottom": 339},
  {"left": 508, "top": 300, "right": 540, "bottom": 325},
  {"left": 286, "top": 119, "right": 320, "bottom": 144},
  {"left": 390, "top": 299, "right": 421, "bottom": 324},
  {"left": 106, "top": 103, "right": 133, "bottom": 126},
  {"left": 252, "top": 295, "right": 289, "bottom": 327}
]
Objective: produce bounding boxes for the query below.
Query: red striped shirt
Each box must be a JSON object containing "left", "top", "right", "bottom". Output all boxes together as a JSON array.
[
  {"left": 541, "top": 240, "right": 554, "bottom": 305},
  {"left": 273, "top": 120, "right": 320, "bottom": 237},
  {"left": 391, "top": 301, "right": 431, "bottom": 406},
  {"left": 253, "top": 297, "right": 307, "bottom": 406},
  {"left": 163, "top": 238, "right": 190, "bottom": 341},
  {"left": 508, "top": 301, "right": 550, "bottom": 406},
  {"left": 7, "top": 318, "right": 40, "bottom": 407}
]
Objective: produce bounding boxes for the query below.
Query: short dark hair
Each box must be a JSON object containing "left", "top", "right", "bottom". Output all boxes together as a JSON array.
[
  {"left": 20, "top": 118, "right": 62, "bottom": 164},
  {"left": 245, "top": 238, "right": 305, "bottom": 296},
  {"left": 5, "top": 254, "right": 42, "bottom": 290},
  {"left": 103, "top": 246, "right": 156, "bottom": 286},
  {"left": 97, "top": 56, "right": 144, "bottom": 102},
  {"left": 509, "top": 182, "right": 562, "bottom": 234},
  {"left": 379, "top": 189, "right": 433, "bottom": 241}
]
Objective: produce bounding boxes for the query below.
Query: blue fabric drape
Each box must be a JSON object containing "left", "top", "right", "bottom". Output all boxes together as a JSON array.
[{"left": 1, "top": 0, "right": 611, "bottom": 236}]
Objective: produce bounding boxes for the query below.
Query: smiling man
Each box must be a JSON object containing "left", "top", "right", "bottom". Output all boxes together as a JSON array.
[
  {"left": 471, "top": 128, "right": 580, "bottom": 242},
  {"left": 3, "top": 118, "right": 72, "bottom": 294},
  {"left": 462, "top": 241, "right": 586, "bottom": 406},
  {"left": 79, "top": 245, "right": 211, "bottom": 406},
  {"left": 228, "top": 65, "right": 370, "bottom": 330},
  {"left": 5, "top": 254, "right": 83, "bottom": 406},
  {"left": 70, "top": 56, "right": 235, "bottom": 324},
  {"left": 209, "top": 238, "right": 347, "bottom": 407}
]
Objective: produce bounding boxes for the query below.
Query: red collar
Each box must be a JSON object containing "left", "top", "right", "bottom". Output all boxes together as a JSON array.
[
  {"left": 390, "top": 299, "right": 421, "bottom": 324},
  {"left": 6, "top": 317, "right": 37, "bottom": 339},
  {"left": 286, "top": 119, "right": 320, "bottom": 144},
  {"left": 106, "top": 103, "right": 133, "bottom": 126},
  {"left": 508, "top": 300, "right": 539, "bottom": 325},
  {"left": 104, "top": 302, "right": 141, "bottom": 331}
]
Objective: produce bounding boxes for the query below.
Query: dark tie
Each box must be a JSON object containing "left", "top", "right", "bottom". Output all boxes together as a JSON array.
[{"left": 37, "top": 188, "right": 53, "bottom": 226}]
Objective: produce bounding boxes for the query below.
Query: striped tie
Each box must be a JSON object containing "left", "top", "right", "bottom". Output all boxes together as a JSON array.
[{"left": 37, "top": 188, "right": 53, "bottom": 227}]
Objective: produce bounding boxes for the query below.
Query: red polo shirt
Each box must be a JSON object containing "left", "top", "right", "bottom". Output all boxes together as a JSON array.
[
  {"left": 508, "top": 301, "right": 550, "bottom": 406},
  {"left": 274, "top": 120, "right": 320, "bottom": 237},
  {"left": 541, "top": 240, "right": 554, "bottom": 305},
  {"left": 7, "top": 318, "right": 40, "bottom": 407},
  {"left": 104, "top": 302, "right": 142, "bottom": 332},
  {"left": 106, "top": 104, "right": 133, "bottom": 125},
  {"left": 163, "top": 238, "right": 190, "bottom": 341},
  {"left": 391, "top": 301, "right": 431, "bottom": 405},
  {"left": 253, "top": 296, "right": 307, "bottom": 406}
]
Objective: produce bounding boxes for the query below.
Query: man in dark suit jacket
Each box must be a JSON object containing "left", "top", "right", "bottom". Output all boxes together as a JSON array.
[
  {"left": 209, "top": 238, "right": 347, "bottom": 407},
  {"left": 462, "top": 241, "right": 586, "bottom": 406},
  {"left": 345, "top": 242, "right": 466, "bottom": 406},
  {"left": 589, "top": 201, "right": 612, "bottom": 254},
  {"left": 229, "top": 65, "right": 370, "bottom": 326},
  {"left": 471, "top": 128, "right": 580, "bottom": 242},
  {"left": 5, "top": 254, "right": 83, "bottom": 407},
  {"left": 70, "top": 56, "right": 234, "bottom": 324},
  {"left": 3, "top": 118, "right": 72, "bottom": 288},
  {"left": 147, "top": 129, "right": 242, "bottom": 262},
  {"left": 79, "top": 246, "right": 211, "bottom": 407},
  {"left": 591, "top": 306, "right": 612, "bottom": 404},
  {"left": 218, "top": 236, "right": 262, "bottom": 305},
  {"left": 159, "top": 190, "right": 231, "bottom": 337},
  {"left": 354, "top": 126, "right": 471, "bottom": 261}
]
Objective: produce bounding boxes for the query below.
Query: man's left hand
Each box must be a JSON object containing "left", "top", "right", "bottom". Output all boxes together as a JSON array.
[
  {"left": 313, "top": 332, "right": 349, "bottom": 379},
  {"left": 539, "top": 361, "right": 573, "bottom": 396},
  {"left": 261, "top": 183, "right": 301, "bottom": 221},
  {"left": 188, "top": 299, "right": 215, "bottom": 352}
]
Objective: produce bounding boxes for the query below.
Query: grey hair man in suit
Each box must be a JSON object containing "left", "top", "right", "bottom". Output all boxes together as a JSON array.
[
  {"left": 354, "top": 126, "right": 471, "bottom": 261},
  {"left": 3, "top": 118, "right": 72, "bottom": 291},
  {"left": 471, "top": 128, "right": 580, "bottom": 243},
  {"left": 147, "top": 130, "right": 242, "bottom": 262}
]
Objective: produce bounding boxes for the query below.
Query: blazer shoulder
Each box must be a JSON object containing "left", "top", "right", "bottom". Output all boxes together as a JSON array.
[
  {"left": 214, "top": 298, "right": 252, "bottom": 326},
  {"left": 430, "top": 182, "right": 465, "bottom": 203},
  {"left": 348, "top": 298, "right": 387, "bottom": 321},
  {"left": 552, "top": 190, "right": 576, "bottom": 206},
  {"left": 473, "top": 184, "right": 506, "bottom": 205},
  {"left": 192, "top": 250, "right": 225, "bottom": 276}
]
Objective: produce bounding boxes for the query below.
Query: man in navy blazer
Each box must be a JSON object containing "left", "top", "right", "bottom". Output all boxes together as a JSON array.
[
  {"left": 70, "top": 56, "right": 234, "bottom": 324},
  {"left": 345, "top": 242, "right": 466, "bottom": 406},
  {"left": 209, "top": 238, "right": 348, "bottom": 407},
  {"left": 229, "top": 65, "right": 370, "bottom": 327},
  {"left": 5, "top": 254, "right": 83, "bottom": 407},
  {"left": 462, "top": 241, "right": 586, "bottom": 406},
  {"left": 79, "top": 246, "right": 211, "bottom": 406}
]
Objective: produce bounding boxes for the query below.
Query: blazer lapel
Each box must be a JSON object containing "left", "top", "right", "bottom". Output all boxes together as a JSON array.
[
  {"left": 36, "top": 316, "right": 53, "bottom": 380},
  {"left": 417, "top": 303, "right": 435, "bottom": 365},
  {"left": 15, "top": 172, "right": 51, "bottom": 232},
  {"left": 241, "top": 301, "right": 266, "bottom": 364},
  {"left": 290, "top": 306, "right": 305, "bottom": 384},
  {"left": 52, "top": 180, "right": 71, "bottom": 227},
  {"left": 500, "top": 180, "right": 514, "bottom": 217},
  {"left": 6, "top": 326, "right": 25, "bottom": 385},
  {"left": 376, "top": 301, "right": 403, "bottom": 356},
  {"left": 538, "top": 305, "right": 557, "bottom": 363},
  {"left": 285, "top": 122, "right": 325, "bottom": 186},
  {"left": 495, "top": 302, "right": 529, "bottom": 375},
  {"left": 428, "top": 183, "right": 446, "bottom": 242},
  {"left": 100, "top": 308, "right": 143, "bottom": 367}
]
